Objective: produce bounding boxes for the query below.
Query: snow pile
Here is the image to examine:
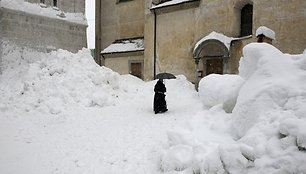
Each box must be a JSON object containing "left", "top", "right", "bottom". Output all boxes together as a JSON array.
[
  {"left": 231, "top": 43, "right": 306, "bottom": 173},
  {"left": 0, "top": 0, "right": 87, "bottom": 25},
  {"left": 160, "top": 43, "right": 306, "bottom": 173},
  {"left": 256, "top": 26, "right": 276, "bottom": 40},
  {"left": 199, "top": 74, "right": 243, "bottom": 112},
  {"left": 0, "top": 43, "right": 143, "bottom": 114}
]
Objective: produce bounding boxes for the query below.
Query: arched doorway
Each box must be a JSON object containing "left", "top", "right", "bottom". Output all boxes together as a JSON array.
[{"left": 193, "top": 39, "right": 230, "bottom": 88}]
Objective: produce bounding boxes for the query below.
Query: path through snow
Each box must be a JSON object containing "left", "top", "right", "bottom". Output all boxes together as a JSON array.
[{"left": 0, "top": 77, "right": 202, "bottom": 174}]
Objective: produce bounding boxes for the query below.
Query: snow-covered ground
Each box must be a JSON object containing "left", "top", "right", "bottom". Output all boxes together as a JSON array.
[{"left": 0, "top": 42, "right": 306, "bottom": 174}]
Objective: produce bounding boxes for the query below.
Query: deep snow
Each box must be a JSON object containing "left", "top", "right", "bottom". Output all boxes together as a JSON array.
[{"left": 0, "top": 42, "right": 306, "bottom": 174}]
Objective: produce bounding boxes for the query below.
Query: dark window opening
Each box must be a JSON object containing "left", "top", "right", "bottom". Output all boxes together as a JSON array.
[
  {"left": 40, "top": 0, "right": 45, "bottom": 3},
  {"left": 240, "top": 4, "right": 253, "bottom": 37},
  {"left": 53, "top": 0, "right": 57, "bottom": 7}
]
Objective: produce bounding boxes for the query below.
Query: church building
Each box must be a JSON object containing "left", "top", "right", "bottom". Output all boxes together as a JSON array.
[{"left": 96, "top": 0, "right": 306, "bottom": 85}]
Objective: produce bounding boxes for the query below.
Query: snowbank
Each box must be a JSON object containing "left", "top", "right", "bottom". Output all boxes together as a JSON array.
[
  {"left": 0, "top": 43, "right": 143, "bottom": 114},
  {"left": 161, "top": 43, "right": 306, "bottom": 173},
  {"left": 199, "top": 74, "right": 244, "bottom": 112}
]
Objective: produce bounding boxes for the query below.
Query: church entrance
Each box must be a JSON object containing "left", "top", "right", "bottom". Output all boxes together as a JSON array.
[{"left": 193, "top": 39, "right": 230, "bottom": 88}]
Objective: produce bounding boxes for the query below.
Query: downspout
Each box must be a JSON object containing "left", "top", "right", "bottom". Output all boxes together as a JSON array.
[
  {"left": 153, "top": 10, "right": 157, "bottom": 79},
  {"left": 95, "top": 0, "right": 102, "bottom": 66}
]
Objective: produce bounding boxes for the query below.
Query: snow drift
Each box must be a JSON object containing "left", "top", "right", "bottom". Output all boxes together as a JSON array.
[
  {"left": 0, "top": 43, "right": 144, "bottom": 114},
  {"left": 161, "top": 43, "right": 306, "bottom": 173},
  {"left": 1, "top": 41, "right": 306, "bottom": 174}
]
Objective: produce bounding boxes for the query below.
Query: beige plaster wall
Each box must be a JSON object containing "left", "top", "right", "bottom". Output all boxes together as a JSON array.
[
  {"left": 101, "top": 0, "right": 145, "bottom": 50},
  {"left": 253, "top": 0, "right": 306, "bottom": 54},
  {"left": 104, "top": 54, "right": 144, "bottom": 75}
]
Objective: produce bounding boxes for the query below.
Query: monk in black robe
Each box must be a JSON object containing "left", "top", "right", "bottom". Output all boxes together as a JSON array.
[{"left": 153, "top": 79, "right": 168, "bottom": 114}]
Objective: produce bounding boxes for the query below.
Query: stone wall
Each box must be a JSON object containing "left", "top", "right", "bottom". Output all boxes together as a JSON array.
[
  {"left": 0, "top": 8, "right": 87, "bottom": 53},
  {"left": 104, "top": 53, "right": 144, "bottom": 76},
  {"left": 25, "top": 0, "right": 85, "bottom": 13}
]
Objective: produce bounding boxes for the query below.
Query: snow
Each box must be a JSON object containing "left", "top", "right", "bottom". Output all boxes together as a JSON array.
[
  {"left": 0, "top": 0, "right": 87, "bottom": 25},
  {"left": 151, "top": 0, "right": 196, "bottom": 10},
  {"left": 1, "top": 41, "right": 306, "bottom": 173},
  {"left": 199, "top": 74, "right": 244, "bottom": 113},
  {"left": 101, "top": 38, "right": 144, "bottom": 54},
  {"left": 256, "top": 26, "right": 276, "bottom": 40},
  {"left": 194, "top": 31, "right": 235, "bottom": 52}
]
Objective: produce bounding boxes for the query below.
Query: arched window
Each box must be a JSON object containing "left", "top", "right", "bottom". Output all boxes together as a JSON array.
[{"left": 240, "top": 4, "right": 253, "bottom": 36}]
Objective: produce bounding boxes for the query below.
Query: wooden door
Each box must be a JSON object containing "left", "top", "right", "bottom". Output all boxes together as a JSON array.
[
  {"left": 206, "top": 59, "right": 223, "bottom": 75},
  {"left": 130, "top": 62, "right": 142, "bottom": 79}
]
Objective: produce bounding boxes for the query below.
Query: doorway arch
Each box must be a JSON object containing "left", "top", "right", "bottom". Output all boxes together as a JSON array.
[{"left": 193, "top": 39, "right": 230, "bottom": 88}]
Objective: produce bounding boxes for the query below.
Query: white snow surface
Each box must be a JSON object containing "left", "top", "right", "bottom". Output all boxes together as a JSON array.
[
  {"left": 151, "top": 0, "right": 195, "bottom": 9},
  {"left": 256, "top": 26, "right": 276, "bottom": 40},
  {"left": 101, "top": 38, "right": 144, "bottom": 54},
  {"left": 1, "top": 42, "right": 306, "bottom": 174},
  {"left": 0, "top": 0, "right": 87, "bottom": 25}
]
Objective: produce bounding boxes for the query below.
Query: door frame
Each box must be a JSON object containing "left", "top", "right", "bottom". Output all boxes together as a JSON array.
[{"left": 128, "top": 60, "right": 144, "bottom": 80}]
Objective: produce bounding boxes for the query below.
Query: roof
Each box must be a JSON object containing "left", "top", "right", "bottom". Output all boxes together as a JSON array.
[
  {"left": 150, "top": 0, "right": 198, "bottom": 10},
  {"left": 101, "top": 37, "right": 144, "bottom": 54},
  {"left": 194, "top": 31, "right": 235, "bottom": 52}
]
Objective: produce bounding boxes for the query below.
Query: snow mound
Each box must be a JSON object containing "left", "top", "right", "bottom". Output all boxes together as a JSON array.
[
  {"left": 161, "top": 43, "right": 306, "bottom": 173},
  {"left": 199, "top": 74, "right": 244, "bottom": 112},
  {"left": 0, "top": 43, "right": 142, "bottom": 114},
  {"left": 256, "top": 26, "right": 276, "bottom": 40}
]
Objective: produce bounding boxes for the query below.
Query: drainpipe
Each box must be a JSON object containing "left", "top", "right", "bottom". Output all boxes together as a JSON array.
[
  {"left": 95, "top": 0, "right": 102, "bottom": 66},
  {"left": 153, "top": 10, "right": 157, "bottom": 79}
]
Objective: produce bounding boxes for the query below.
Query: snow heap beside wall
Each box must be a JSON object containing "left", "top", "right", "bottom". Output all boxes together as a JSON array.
[
  {"left": 0, "top": 43, "right": 144, "bottom": 114},
  {"left": 160, "top": 43, "right": 306, "bottom": 173}
]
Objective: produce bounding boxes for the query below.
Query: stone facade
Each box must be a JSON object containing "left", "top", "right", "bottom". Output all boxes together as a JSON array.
[
  {"left": 97, "top": 0, "right": 306, "bottom": 82},
  {"left": 0, "top": 0, "right": 87, "bottom": 53}
]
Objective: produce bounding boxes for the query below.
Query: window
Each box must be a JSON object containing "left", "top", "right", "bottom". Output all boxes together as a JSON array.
[
  {"left": 40, "top": 0, "right": 45, "bottom": 3},
  {"left": 53, "top": 0, "right": 57, "bottom": 7},
  {"left": 240, "top": 4, "right": 253, "bottom": 36}
]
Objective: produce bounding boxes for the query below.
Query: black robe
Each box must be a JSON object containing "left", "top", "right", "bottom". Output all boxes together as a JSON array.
[{"left": 153, "top": 80, "right": 167, "bottom": 114}]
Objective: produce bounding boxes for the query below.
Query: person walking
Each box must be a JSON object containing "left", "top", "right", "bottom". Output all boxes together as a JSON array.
[{"left": 153, "top": 79, "right": 168, "bottom": 114}]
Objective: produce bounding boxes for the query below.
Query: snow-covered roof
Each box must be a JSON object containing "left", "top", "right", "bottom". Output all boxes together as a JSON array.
[
  {"left": 101, "top": 38, "right": 144, "bottom": 54},
  {"left": 0, "top": 0, "right": 87, "bottom": 25},
  {"left": 151, "top": 0, "right": 197, "bottom": 10},
  {"left": 194, "top": 31, "right": 235, "bottom": 52},
  {"left": 256, "top": 26, "right": 275, "bottom": 40}
]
